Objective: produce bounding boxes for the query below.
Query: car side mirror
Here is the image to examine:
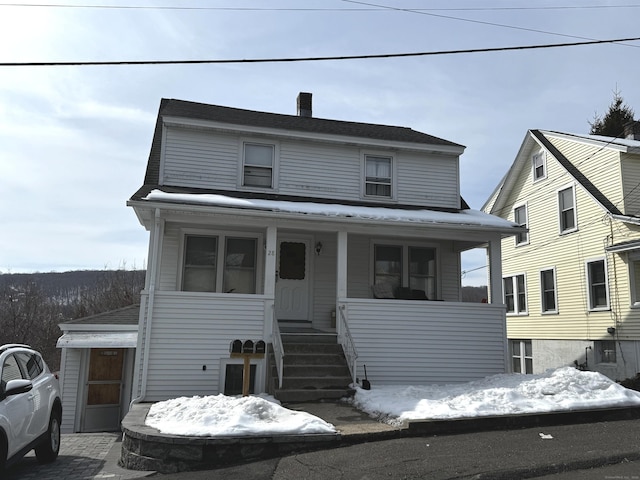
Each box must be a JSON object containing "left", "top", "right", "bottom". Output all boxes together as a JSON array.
[{"left": 2, "top": 379, "right": 33, "bottom": 399}]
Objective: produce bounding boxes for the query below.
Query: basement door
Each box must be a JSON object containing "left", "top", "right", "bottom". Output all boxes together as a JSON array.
[
  {"left": 82, "top": 348, "right": 125, "bottom": 432},
  {"left": 275, "top": 238, "right": 311, "bottom": 322}
]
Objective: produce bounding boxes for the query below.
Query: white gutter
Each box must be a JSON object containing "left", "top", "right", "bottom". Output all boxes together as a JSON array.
[{"left": 130, "top": 208, "right": 162, "bottom": 407}]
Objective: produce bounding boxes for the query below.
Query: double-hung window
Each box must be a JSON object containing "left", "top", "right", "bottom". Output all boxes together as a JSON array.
[
  {"left": 364, "top": 155, "right": 393, "bottom": 198},
  {"left": 243, "top": 142, "right": 274, "bottom": 188},
  {"left": 586, "top": 259, "right": 608, "bottom": 310},
  {"left": 595, "top": 340, "right": 616, "bottom": 364},
  {"left": 514, "top": 204, "right": 529, "bottom": 245},
  {"left": 630, "top": 253, "right": 640, "bottom": 306},
  {"left": 504, "top": 274, "right": 527, "bottom": 314},
  {"left": 182, "top": 234, "right": 258, "bottom": 294},
  {"left": 373, "top": 244, "right": 436, "bottom": 299},
  {"left": 558, "top": 186, "right": 576, "bottom": 233},
  {"left": 532, "top": 152, "right": 546, "bottom": 181},
  {"left": 511, "top": 340, "right": 533, "bottom": 373},
  {"left": 540, "top": 268, "right": 557, "bottom": 313}
]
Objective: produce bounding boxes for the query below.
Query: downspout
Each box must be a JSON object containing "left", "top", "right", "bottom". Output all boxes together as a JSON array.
[{"left": 131, "top": 208, "right": 162, "bottom": 406}]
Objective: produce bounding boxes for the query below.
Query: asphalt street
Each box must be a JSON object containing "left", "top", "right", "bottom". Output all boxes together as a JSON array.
[{"left": 4, "top": 418, "right": 640, "bottom": 479}]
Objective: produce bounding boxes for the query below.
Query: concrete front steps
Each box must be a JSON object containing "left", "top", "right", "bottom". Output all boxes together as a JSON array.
[{"left": 271, "top": 331, "right": 354, "bottom": 403}]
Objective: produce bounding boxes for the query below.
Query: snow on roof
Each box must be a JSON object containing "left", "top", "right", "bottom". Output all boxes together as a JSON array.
[{"left": 144, "top": 190, "right": 518, "bottom": 230}]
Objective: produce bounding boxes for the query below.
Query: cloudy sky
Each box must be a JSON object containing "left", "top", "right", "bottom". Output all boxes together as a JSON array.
[{"left": 1, "top": 1, "right": 639, "bottom": 285}]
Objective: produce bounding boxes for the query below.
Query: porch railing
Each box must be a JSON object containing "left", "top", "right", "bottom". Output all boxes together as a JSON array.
[
  {"left": 271, "top": 317, "right": 285, "bottom": 389},
  {"left": 337, "top": 303, "right": 358, "bottom": 384}
]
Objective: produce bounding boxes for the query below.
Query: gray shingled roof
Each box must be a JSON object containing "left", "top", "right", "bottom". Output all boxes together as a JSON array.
[
  {"left": 131, "top": 98, "right": 464, "bottom": 202},
  {"left": 61, "top": 304, "right": 140, "bottom": 326}
]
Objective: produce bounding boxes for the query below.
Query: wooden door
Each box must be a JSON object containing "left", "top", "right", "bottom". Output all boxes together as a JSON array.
[{"left": 82, "top": 348, "right": 125, "bottom": 432}]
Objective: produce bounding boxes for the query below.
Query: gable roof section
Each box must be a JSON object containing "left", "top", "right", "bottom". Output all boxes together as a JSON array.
[
  {"left": 132, "top": 98, "right": 464, "bottom": 202},
  {"left": 60, "top": 304, "right": 140, "bottom": 327},
  {"left": 485, "top": 129, "right": 623, "bottom": 217}
]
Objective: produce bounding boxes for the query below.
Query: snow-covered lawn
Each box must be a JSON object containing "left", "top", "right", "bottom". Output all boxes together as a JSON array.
[{"left": 145, "top": 367, "right": 640, "bottom": 437}]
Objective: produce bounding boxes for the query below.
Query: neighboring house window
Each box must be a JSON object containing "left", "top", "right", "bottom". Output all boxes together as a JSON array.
[
  {"left": 540, "top": 268, "right": 557, "bottom": 313},
  {"left": 595, "top": 340, "right": 616, "bottom": 364},
  {"left": 365, "top": 155, "right": 392, "bottom": 198},
  {"left": 182, "top": 234, "right": 258, "bottom": 293},
  {"left": 514, "top": 204, "right": 529, "bottom": 245},
  {"left": 558, "top": 186, "right": 576, "bottom": 233},
  {"left": 373, "top": 244, "right": 436, "bottom": 299},
  {"left": 586, "top": 259, "right": 609, "bottom": 310},
  {"left": 511, "top": 340, "right": 533, "bottom": 374},
  {"left": 630, "top": 255, "right": 640, "bottom": 306},
  {"left": 532, "top": 152, "right": 546, "bottom": 181},
  {"left": 504, "top": 274, "right": 527, "bottom": 314},
  {"left": 243, "top": 142, "right": 274, "bottom": 188}
]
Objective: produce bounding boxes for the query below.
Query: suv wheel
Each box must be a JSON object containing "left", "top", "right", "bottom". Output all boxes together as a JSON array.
[{"left": 35, "top": 411, "right": 61, "bottom": 463}]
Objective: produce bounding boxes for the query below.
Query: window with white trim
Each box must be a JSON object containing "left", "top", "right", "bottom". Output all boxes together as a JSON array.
[
  {"left": 511, "top": 340, "right": 533, "bottom": 373},
  {"left": 242, "top": 142, "right": 274, "bottom": 188},
  {"left": 595, "top": 340, "right": 616, "bottom": 364},
  {"left": 182, "top": 234, "right": 259, "bottom": 293},
  {"left": 373, "top": 243, "right": 436, "bottom": 299},
  {"left": 630, "top": 254, "right": 640, "bottom": 306},
  {"left": 504, "top": 274, "right": 527, "bottom": 314},
  {"left": 364, "top": 155, "right": 393, "bottom": 198},
  {"left": 540, "top": 268, "right": 557, "bottom": 313},
  {"left": 558, "top": 186, "right": 576, "bottom": 233},
  {"left": 514, "top": 204, "right": 529, "bottom": 245},
  {"left": 586, "top": 259, "right": 608, "bottom": 310},
  {"left": 532, "top": 152, "right": 546, "bottom": 181}
]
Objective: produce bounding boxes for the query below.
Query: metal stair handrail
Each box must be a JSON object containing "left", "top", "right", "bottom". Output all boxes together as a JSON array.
[
  {"left": 272, "top": 317, "right": 285, "bottom": 389},
  {"left": 337, "top": 303, "right": 358, "bottom": 384}
]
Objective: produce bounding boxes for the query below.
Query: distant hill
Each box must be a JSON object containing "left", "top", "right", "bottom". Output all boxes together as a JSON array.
[{"left": 461, "top": 286, "right": 488, "bottom": 302}]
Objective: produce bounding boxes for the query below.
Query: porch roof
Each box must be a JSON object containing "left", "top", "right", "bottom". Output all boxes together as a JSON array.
[
  {"left": 56, "top": 331, "right": 138, "bottom": 349},
  {"left": 140, "top": 189, "right": 520, "bottom": 233}
]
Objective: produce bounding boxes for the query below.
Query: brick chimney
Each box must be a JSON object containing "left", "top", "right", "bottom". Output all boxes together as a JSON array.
[
  {"left": 297, "top": 92, "right": 312, "bottom": 118},
  {"left": 624, "top": 120, "right": 640, "bottom": 140}
]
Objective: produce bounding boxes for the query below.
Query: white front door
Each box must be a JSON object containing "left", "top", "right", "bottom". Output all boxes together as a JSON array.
[{"left": 275, "top": 238, "right": 311, "bottom": 321}]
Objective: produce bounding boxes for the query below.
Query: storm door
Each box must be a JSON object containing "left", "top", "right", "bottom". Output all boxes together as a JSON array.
[
  {"left": 275, "top": 239, "right": 311, "bottom": 321},
  {"left": 82, "top": 348, "right": 125, "bottom": 432}
]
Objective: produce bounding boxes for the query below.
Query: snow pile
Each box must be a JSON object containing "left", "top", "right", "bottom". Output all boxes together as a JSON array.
[
  {"left": 145, "top": 394, "right": 336, "bottom": 437},
  {"left": 351, "top": 367, "right": 640, "bottom": 426}
]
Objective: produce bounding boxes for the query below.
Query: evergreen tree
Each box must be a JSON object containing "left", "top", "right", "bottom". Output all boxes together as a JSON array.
[{"left": 589, "top": 89, "right": 635, "bottom": 137}]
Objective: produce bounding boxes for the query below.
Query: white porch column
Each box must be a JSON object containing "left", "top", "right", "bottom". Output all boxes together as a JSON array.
[
  {"left": 486, "top": 236, "right": 503, "bottom": 304},
  {"left": 263, "top": 225, "right": 277, "bottom": 339},
  {"left": 337, "top": 230, "right": 348, "bottom": 299}
]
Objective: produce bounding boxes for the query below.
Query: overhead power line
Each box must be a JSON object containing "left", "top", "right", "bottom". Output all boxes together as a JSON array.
[{"left": 2, "top": 36, "right": 639, "bottom": 68}]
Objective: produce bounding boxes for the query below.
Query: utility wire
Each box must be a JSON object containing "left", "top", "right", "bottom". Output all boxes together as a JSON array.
[{"left": 2, "top": 36, "right": 639, "bottom": 67}]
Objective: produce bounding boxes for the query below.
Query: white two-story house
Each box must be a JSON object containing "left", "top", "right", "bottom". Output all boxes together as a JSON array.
[{"left": 127, "top": 93, "right": 520, "bottom": 403}]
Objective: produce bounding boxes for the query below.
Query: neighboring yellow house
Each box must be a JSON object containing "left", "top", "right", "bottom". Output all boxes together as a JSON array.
[{"left": 483, "top": 123, "right": 640, "bottom": 381}]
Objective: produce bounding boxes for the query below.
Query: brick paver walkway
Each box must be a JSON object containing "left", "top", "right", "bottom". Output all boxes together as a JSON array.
[{"left": 4, "top": 433, "right": 153, "bottom": 480}]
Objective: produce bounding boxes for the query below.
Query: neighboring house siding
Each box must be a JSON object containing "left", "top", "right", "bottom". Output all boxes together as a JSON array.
[
  {"left": 160, "top": 125, "right": 461, "bottom": 209},
  {"left": 502, "top": 141, "right": 615, "bottom": 340},
  {"left": 59, "top": 348, "right": 82, "bottom": 433},
  {"left": 143, "top": 293, "right": 265, "bottom": 401},
  {"left": 348, "top": 300, "right": 507, "bottom": 384},
  {"left": 620, "top": 151, "right": 640, "bottom": 215},
  {"left": 544, "top": 135, "right": 623, "bottom": 208}
]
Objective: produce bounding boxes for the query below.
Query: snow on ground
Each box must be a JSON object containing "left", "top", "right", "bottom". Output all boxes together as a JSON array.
[{"left": 145, "top": 367, "right": 640, "bottom": 436}]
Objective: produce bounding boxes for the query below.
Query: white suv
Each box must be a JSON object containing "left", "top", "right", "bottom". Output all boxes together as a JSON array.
[{"left": 0, "top": 344, "right": 62, "bottom": 469}]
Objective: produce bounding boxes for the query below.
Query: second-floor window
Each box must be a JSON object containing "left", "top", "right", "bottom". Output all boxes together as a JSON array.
[
  {"left": 586, "top": 259, "right": 608, "bottom": 310},
  {"left": 540, "top": 268, "right": 557, "bottom": 313},
  {"left": 558, "top": 186, "right": 576, "bottom": 233},
  {"left": 514, "top": 204, "right": 529, "bottom": 245},
  {"left": 182, "top": 234, "right": 258, "bottom": 294},
  {"left": 365, "top": 155, "right": 392, "bottom": 198},
  {"left": 243, "top": 142, "right": 274, "bottom": 188},
  {"left": 504, "top": 274, "right": 527, "bottom": 314}
]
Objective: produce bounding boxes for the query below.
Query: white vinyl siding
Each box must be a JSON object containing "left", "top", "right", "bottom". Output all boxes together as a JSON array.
[
  {"left": 160, "top": 125, "right": 461, "bottom": 209},
  {"left": 141, "top": 292, "right": 266, "bottom": 401},
  {"left": 58, "top": 348, "right": 82, "bottom": 433},
  {"left": 346, "top": 300, "right": 507, "bottom": 384}
]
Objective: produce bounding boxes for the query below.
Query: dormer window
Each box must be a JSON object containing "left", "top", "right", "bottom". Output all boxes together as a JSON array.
[
  {"left": 364, "top": 154, "right": 393, "bottom": 198},
  {"left": 243, "top": 142, "right": 274, "bottom": 188},
  {"left": 532, "top": 152, "right": 546, "bottom": 181}
]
